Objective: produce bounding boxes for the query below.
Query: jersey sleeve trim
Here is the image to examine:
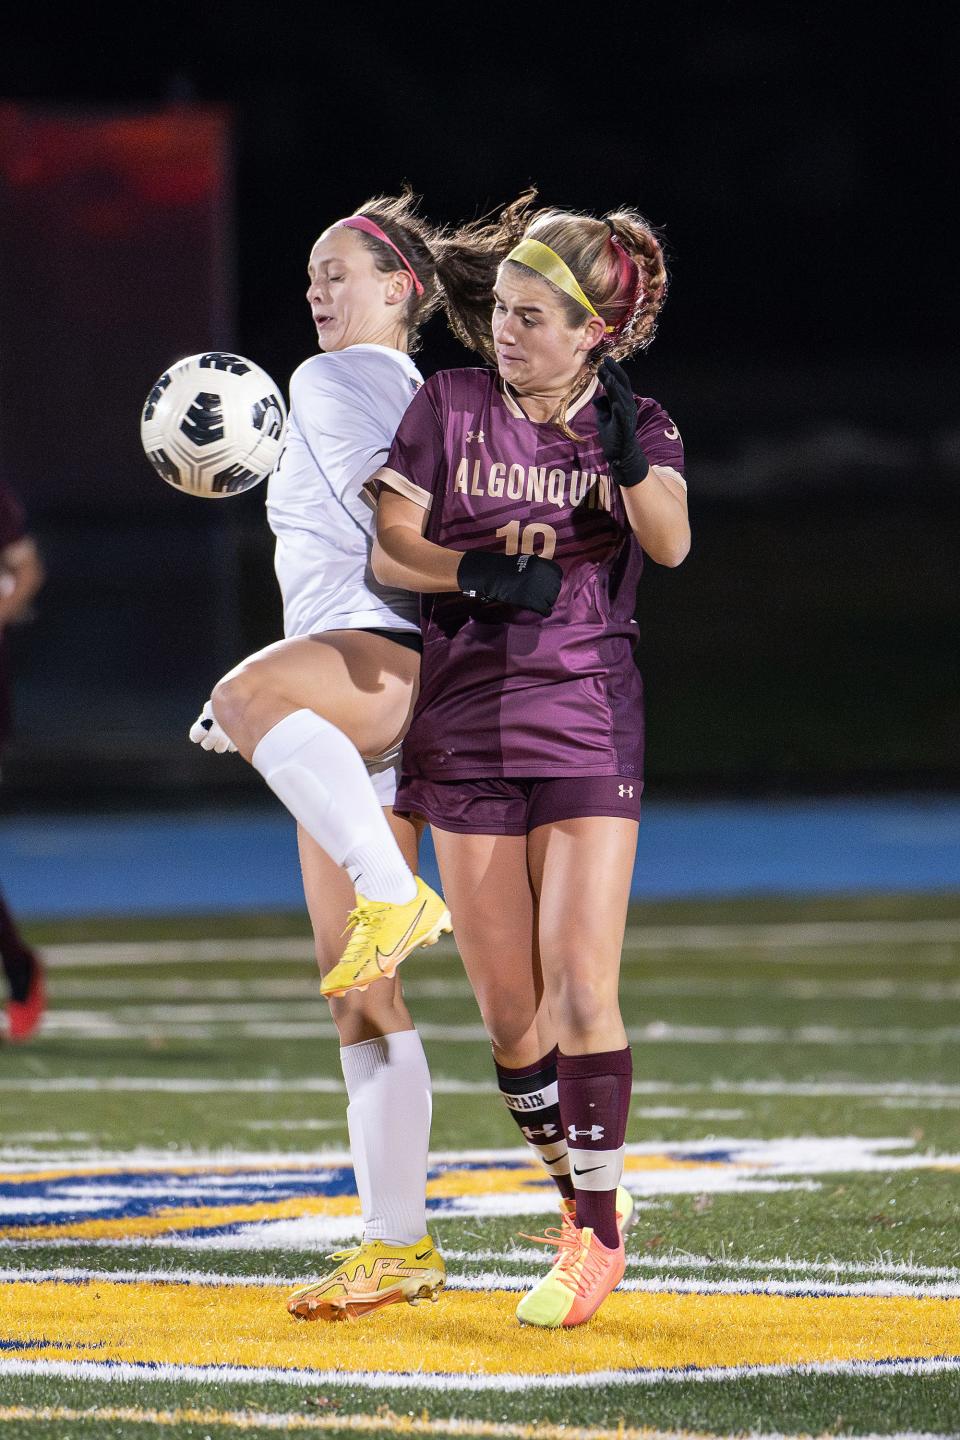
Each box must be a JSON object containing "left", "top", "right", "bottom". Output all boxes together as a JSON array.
[
  {"left": 652, "top": 463, "right": 687, "bottom": 492},
  {"left": 373, "top": 465, "right": 433, "bottom": 511}
]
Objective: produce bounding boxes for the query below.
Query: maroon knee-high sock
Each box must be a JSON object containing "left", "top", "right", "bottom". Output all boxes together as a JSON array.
[
  {"left": 556, "top": 1047, "right": 633, "bottom": 1249},
  {"left": 494, "top": 1048, "right": 575, "bottom": 1202}
]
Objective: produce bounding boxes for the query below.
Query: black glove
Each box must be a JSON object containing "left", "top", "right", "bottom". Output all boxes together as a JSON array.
[
  {"left": 457, "top": 549, "right": 562, "bottom": 617},
  {"left": 593, "top": 357, "right": 650, "bottom": 488}
]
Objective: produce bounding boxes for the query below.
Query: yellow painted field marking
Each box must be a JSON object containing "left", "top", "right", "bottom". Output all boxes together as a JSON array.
[
  {"left": 0, "top": 1407, "right": 722, "bottom": 1439},
  {"left": 2, "top": 1281, "right": 959, "bottom": 1375},
  {"left": 0, "top": 1195, "right": 360, "bottom": 1242}
]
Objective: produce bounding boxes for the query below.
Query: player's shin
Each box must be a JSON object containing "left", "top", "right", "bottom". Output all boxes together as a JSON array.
[
  {"left": 495, "top": 1047, "right": 575, "bottom": 1203},
  {"left": 251, "top": 709, "right": 417, "bottom": 903},
  {"left": 557, "top": 1047, "right": 633, "bottom": 1249}
]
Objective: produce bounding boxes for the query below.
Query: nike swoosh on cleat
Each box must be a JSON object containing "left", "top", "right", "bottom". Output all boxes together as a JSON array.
[
  {"left": 414, "top": 1249, "right": 433, "bottom": 1260},
  {"left": 573, "top": 1165, "right": 604, "bottom": 1176},
  {"left": 375, "top": 901, "right": 428, "bottom": 972}
]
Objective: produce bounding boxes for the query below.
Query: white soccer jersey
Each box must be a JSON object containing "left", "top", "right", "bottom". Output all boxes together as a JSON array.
[{"left": 266, "top": 344, "right": 422, "bottom": 638}]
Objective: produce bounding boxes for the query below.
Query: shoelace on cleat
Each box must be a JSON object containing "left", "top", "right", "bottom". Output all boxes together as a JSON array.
[
  {"left": 325, "top": 1245, "right": 364, "bottom": 1264},
  {"left": 339, "top": 902, "right": 391, "bottom": 957},
  {"left": 518, "top": 1219, "right": 608, "bottom": 1298}
]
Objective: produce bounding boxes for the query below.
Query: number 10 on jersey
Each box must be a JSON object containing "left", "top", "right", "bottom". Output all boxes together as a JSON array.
[{"left": 496, "top": 520, "right": 557, "bottom": 559}]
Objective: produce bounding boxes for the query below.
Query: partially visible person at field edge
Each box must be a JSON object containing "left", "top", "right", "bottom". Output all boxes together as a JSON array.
[
  {"left": 370, "top": 191, "right": 690, "bottom": 1327},
  {"left": 190, "top": 191, "right": 449, "bottom": 1321},
  {"left": 0, "top": 480, "right": 45, "bottom": 1043}
]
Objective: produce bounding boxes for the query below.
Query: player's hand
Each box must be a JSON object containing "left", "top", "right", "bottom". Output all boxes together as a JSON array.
[
  {"left": 458, "top": 550, "right": 562, "bottom": 617},
  {"left": 189, "top": 700, "right": 237, "bottom": 753},
  {"left": 594, "top": 357, "right": 650, "bottom": 488}
]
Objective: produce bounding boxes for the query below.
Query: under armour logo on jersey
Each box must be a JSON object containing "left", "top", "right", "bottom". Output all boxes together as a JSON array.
[
  {"left": 521, "top": 1122, "right": 558, "bottom": 1141},
  {"left": 569, "top": 1123, "right": 605, "bottom": 1142},
  {"left": 619, "top": 784, "right": 634, "bottom": 798},
  {"left": 466, "top": 428, "right": 485, "bottom": 444}
]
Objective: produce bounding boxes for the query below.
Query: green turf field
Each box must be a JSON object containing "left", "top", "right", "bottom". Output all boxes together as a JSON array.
[{"left": 1, "top": 893, "right": 959, "bottom": 1439}]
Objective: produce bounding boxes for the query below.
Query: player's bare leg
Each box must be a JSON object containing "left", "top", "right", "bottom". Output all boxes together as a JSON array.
[
  {"left": 511, "top": 815, "right": 636, "bottom": 1324},
  {"left": 288, "top": 813, "right": 443, "bottom": 1321},
  {"left": 211, "top": 630, "right": 418, "bottom": 763},
  {"left": 430, "top": 829, "right": 576, "bottom": 1201},
  {"left": 207, "top": 631, "right": 450, "bottom": 987},
  {"left": 526, "top": 816, "right": 637, "bottom": 1058},
  {"left": 429, "top": 830, "right": 554, "bottom": 1065}
]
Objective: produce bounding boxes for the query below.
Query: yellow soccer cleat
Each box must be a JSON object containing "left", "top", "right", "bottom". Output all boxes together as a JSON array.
[
  {"left": 516, "top": 1212, "right": 625, "bottom": 1328},
  {"left": 320, "top": 877, "right": 452, "bottom": 999},
  {"left": 559, "top": 1183, "right": 635, "bottom": 1239},
  {"left": 286, "top": 1235, "right": 445, "bottom": 1322}
]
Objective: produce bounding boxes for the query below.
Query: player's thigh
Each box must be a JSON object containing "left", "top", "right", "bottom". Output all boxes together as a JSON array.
[
  {"left": 298, "top": 818, "right": 416, "bottom": 1040},
  {"left": 528, "top": 816, "right": 638, "bottom": 1008},
  {"left": 430, "top": 828, "right": 544, "bottom": 1051},
  {"left": 222, "top": 631, "right": 419, "bottom": 758}
]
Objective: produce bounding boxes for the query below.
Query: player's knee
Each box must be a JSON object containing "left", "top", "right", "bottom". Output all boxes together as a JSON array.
[
  {"left": 210, "top": 671, "right": 255, "bottom": 734},
  {"left": 476, "top": 992, "right": 539, "bottom": 1055},
  {"left": 550, "top": 970, "right": 616, "bottom": 1045}
]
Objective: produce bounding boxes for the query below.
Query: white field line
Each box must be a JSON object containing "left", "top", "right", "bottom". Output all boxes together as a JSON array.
[
  {"left": 0, "top": 1137, "right": 954, "bottom": 1179},
  {"left": 0, "top": 1411, "right": 945, "bottom": 1440},
  {"left": 4, "top": 1265, "right": 960, "bottom": 1301},
  {"left": 45, "top": 977, "right": 960, "bottom": 1002},
  {"left": 1, "top": 1355, "right": 958, "bottom": 1391},
  {"left": 5, "top": 1245, "right": 954, "bottom": 1283},
  {"left": 6, "top": 1077, "right": 960, "bottom": 1101},
  {"left": 27, "top": 1012, "right": 960, "bottom": 1045},
  {"left": 449, "top": 1250, "right": 960, "bottom": 1282},
  {"left": 39, "top": 917, "right": 960, "bottom": 970},
  {"left": 0, "top": 1407, "right": 780, "bottom": 1440}
]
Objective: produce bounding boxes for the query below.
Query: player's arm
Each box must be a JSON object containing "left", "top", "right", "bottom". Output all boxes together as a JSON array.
[
  {"left": 594, "top": 359, "right": 690, "bottom": 568},
  {"left": 373, "top": 488, "right": 462, "bottom": 592},
  {"left": 0, "top": 536, "right": 44, "bottom": 628},
  {"left": 374, "top": 489, "right": 562, "bottom": 616}
]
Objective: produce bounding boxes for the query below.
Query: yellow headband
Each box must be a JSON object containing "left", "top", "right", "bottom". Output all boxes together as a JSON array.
[{"left": 505, "top": 238, "right": 614, "bottom": 332}]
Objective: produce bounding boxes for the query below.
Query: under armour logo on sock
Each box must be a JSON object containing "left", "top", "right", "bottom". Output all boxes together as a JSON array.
[
  {"left": 521, "top": 1122, "right": 558, "bottom": 1141},
  {"left": 568, "top": 1123, "right": 605, "bottom": 1142}
]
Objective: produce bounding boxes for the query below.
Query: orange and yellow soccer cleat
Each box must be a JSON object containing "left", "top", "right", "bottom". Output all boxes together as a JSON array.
[
  {"left": 516, "top": 1212, "right": 625, "bottom": 1328},
  {"left": 286, "top": 1235, "right": 445, "bottom": 1322},
  {"left": 319, "top": 877, "right": 451, "bottom": 999}
]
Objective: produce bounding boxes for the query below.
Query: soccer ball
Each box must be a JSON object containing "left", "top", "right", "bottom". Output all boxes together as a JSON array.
[{"left": 140, "top": 352, "right": 287, "bottom": 497}]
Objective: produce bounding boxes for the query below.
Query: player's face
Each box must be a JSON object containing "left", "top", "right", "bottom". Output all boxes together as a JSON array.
[
  {"left": 306, "top": 228, "right": 409, "bottom": 351},
  {"left": 492, "top": 266, "right": 603, "bottom": 393}
]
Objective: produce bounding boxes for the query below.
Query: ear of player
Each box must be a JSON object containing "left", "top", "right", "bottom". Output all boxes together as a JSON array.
[
  {"left": 457, "top": 550, "right": 563, "bottom": 617},
  {"left": 593, "top": 357, "right": 651, "bottom": 489}
]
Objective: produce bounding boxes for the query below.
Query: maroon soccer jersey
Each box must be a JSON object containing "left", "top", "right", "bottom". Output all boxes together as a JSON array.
[{"left": 376, "top": 368, "right": 685, "bottom": 779}]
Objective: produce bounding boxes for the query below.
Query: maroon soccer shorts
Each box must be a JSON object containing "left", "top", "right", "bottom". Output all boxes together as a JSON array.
[{"left": 394, "top": 774, "right": 643, "bottom": 835}]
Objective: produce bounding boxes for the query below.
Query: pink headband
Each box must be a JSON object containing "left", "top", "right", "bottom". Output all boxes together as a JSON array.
[
  {"left": 335, "top": 215, "right": 424, "bottom": 296},
  {"left": 604, "top": 220, "right": 642, "bottom": 337}
]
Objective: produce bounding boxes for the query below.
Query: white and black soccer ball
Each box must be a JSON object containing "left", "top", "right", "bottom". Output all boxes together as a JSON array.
[{"left": 140, "top": 352, "right": 287, "bottom": 497}]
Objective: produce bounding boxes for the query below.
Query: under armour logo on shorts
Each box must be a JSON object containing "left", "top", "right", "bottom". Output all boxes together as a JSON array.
[{"left": 619, "top": 784, "right": 634, "bottom": 798}]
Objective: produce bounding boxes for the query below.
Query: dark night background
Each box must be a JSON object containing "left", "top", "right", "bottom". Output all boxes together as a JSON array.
[{"left": 1, "top": 7, "right": 957, "bottom": 806}]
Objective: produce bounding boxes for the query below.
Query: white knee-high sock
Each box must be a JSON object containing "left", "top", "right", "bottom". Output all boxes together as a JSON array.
[
  {"left": 340, "top": 1030, "right": 432, "bottom": 1244},
  {"left": 251, "top": 709, "right": 416, "bottom": 903}
]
